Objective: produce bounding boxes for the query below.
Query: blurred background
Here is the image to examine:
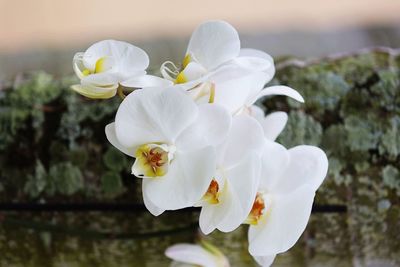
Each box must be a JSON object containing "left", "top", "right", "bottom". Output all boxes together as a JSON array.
[
  {"left": 1, "top": 0, "right": 400, "bottom": 78},
  {"left": 0, "top": 1, "right": 400, "bottom": 267}
]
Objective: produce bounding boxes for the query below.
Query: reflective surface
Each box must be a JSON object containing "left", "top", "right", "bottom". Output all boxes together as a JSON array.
[{"left": 0, "top": 208, "right": 399, "bottom": 266}]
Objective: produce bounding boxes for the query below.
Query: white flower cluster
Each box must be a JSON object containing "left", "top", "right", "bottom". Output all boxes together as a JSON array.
[{"left": 72, "top": 20, "right": 328, "bottom": 267}]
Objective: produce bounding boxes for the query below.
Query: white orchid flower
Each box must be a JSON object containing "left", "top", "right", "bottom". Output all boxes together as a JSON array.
[
  {"left": 198, "top": 115, "right": 265, "bottom": 234},
  {"left": 105, "top": 86, "right": 231, "bottom": 212},
  {"left": 245, "top": 143, "right": 328, "bottom": 266},
  {"left": 72, "top": 40, "right": 171, "bottom": 99},
  {"left": 160, "top": 21, "right": 276, "bottom": 112},
  {"left": 161, "top": 20, "right": 275, "bottom": 85},
  {"left": 165, "top": 241, "right": 230, "bottom": 267}
]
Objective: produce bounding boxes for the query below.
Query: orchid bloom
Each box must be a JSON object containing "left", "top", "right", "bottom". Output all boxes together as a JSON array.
[
  {"left": 165, "top": 241, "right": 230, "bottom": 267},
  {"left": 245, "top": 143, "right": 328, "bottom": 266},
  {"left": 105, "top": 87, "right": 231, "bottom": 212},
  {"left": 160, "top": 21, "right": 276, "bottom": 112},
  {"left": 198, "top": 115, "right": 265, "bottom": 234},
  {"left": 72, "top": 40, "right": 171, "bottom": 99}
]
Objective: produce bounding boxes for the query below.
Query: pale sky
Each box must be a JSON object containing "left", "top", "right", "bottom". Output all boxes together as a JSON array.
[{"left": 1, "top": 0, "right": 400, "bottom": 53}]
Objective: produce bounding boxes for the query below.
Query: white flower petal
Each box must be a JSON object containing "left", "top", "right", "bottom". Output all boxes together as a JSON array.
[
  {"left": 81, "top": 71, "right": 121, "bottom": 86},
  {"left": 272, "top": 146, "right": 328, "bottom": 194},
  {"left": 199, "top": 153, "right": 260, "bottom": 235},
  {"left": 115, "top": 87, "right": 198, "bottom": 148},
  {"left": 176, "top": 104, "right": 231, "bottom": 150},
  {"left": 234, "top": 56, "right": 273, "bottom": 72},
  {"left": 216, "top": 153, "right": 261, "bottom": 232},
  {"left": 177, "top": 62, "right": 208, "bottom": 83},
  {"left": 259, "top": 140, "right": 289, "bottom": 191},
  {"left": 105, "top": 123, "right": 135, "bottom": 157},
  {"left": 239, "top": 48, "right": 273, "bottom": 61},
  {"left": 83, "top": 40, "right": 149, "bottom": 77},
  {"left": 72, "top": 52, "right": 87, "bottom": 79},
  {"left": 260, "top": 111, "right": 288, "bottom": 141},
  {"left": 165, "top": 244, "right": 217, "bottom": 267},
  {"left": 143, "top": 146, "right": 216, "bottom": 210},
  {"left": 218, "top": 115, "right": 265, "bottom": 167},
  {"left": 236, "top": 48, "right": 275, "bottom": 78},
  {"left": 199, "top": 203, "right": 219, "bottom": 235},
  {"left": 248, "top": 185, "right": 316, "bottom": 256},
  {"left": 212, "top": 69, "right": 268, "bottom": 113},
  {"left": 248, "top": 105, "right": 265, "bottom": 119},
  {"left": 120, "top": 74, "right": 173, "bottom": 88},
  {"left": 71, "top": 83, "right": 118, "bottom": 99},
  {"left": 187, "top": 20, "right": 240, "bottom": 70},
  {"left": 250, "top": 85, "right": 304, "bottom": 106},
  {"left": 176, "top": 76, "right": 209, "bottom": 91},
  {"left": 170, "top": 263, "right": 197, "bottom": 267},
  {"left": 254, "top": 255, "right": 276, "bottom": 267},
  {"left": 142, "top": 183, "right": 165, "bottom": 216}
]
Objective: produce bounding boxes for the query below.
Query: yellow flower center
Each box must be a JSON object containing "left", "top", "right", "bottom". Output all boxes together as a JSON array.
[
  {"left": 82, "top": 57, "right": 109, "bottom": 76},
  {"left": 244, "top": 193, "right": 266, "bottom": 225},
  {"left": 182, "top": 54, "right": 191, "bottom": 69},
  {"left": 175, "top": 71, "right": 187, "bottom": 84},
  {"left": 134, "top": 144, "right": 170, "bottom": 177},
  {"left": 174, "top": 54, "right": 191, "bottom": 84}
]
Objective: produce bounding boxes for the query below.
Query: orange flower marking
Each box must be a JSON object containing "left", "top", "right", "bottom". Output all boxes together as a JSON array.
[
  {"left": 203, "top": 179, "right": 220, "bottom": 204},
  {"left": 245, "top": 193, "right": 265, "bottom": 225},
  {"left": 135, "top": 144, "right": 169, "bottom": 177}
]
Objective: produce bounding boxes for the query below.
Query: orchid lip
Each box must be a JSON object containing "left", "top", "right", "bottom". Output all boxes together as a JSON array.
[
  {"left": 132, "top": 143, "right": 176, "bottom": 178},
  {"left": 244, "top": 193, "right": 266, "bottom": 225},
  {"left": 202, "top": 179, "right": 220, "bottom": 204}
]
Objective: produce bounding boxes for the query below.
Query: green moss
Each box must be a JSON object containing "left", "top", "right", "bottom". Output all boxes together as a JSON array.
[
  {"left": 382, "top": 165, "right": 400, "bottom": 193},
  {"left": 101, "top": 172, "right": 125, "bottom": 198},
  {"left": 322, "top": 125, "right": 348, "bottom": 157},
  {"left": 343, "top": 115, "right": 381, "bottom": 151},
  {"left": 379, "top": 116, "right": 400, "bottom": 158},
  {"left": 278, "top": 110, "right": 323, "bottom": 147},
  {"left": 103, "top": 147, "right": 129, "bottom": 172},
  {"left": 49, "top": 163, "right": 84, "bottom": 196},
  {"left": 24, "top": 160, "right": 48, "bottom": 198}
]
